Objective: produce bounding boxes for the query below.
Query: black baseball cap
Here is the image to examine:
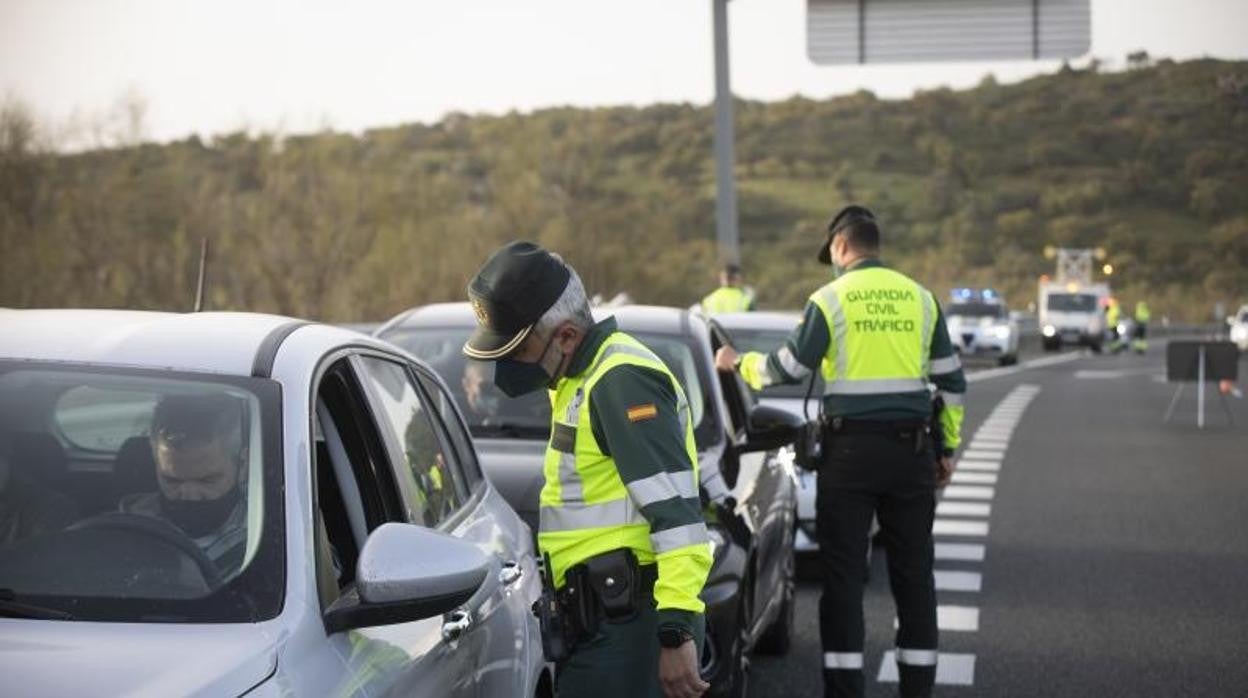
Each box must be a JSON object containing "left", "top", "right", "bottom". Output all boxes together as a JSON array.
[
  {"left": 817, "top": 205, "right": 877, "bottom": 265},
  {"left": 463, "top": 241, "right": 572, "bottom": 360}
]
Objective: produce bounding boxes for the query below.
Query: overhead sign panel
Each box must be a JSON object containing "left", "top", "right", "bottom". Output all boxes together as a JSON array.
[{"left": 808, "top": 0, "right": 1090, "bottom": 65}]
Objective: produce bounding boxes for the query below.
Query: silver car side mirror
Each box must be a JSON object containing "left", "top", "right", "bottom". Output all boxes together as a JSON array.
[{"left": 324, "top": 523, "right": 490, "bottom": 634}]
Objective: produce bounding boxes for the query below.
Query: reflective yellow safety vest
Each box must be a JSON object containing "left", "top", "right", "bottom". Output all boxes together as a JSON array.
[
  {"left": 1134, "top": 302, "right": 1151, "bottom": 323},
  {"left": 809, "top": 267, "right": 936, "bottom": 397},
  {"left": 701, "top": 286, "right": 752, "bottom": 314},
  {"left": 1106, "top": 303, "right": 1120, "bottom": 326},
  {"left": 539, "top": 332, "right": 707, "bottom": 613}
]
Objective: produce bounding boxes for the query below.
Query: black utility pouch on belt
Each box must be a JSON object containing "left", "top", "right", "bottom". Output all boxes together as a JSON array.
[{"left": 559, "top": 548, "right": 644, "bottom": 647}]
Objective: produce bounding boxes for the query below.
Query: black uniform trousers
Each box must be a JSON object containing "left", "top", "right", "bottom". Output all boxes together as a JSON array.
[{"left": 816, "top": 426, "right": 938, "bottom": 698}]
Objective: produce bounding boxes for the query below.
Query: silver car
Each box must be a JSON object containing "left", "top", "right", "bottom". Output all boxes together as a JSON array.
[{"left": 0, "top": 310, "right": 549, "bottom": 697}]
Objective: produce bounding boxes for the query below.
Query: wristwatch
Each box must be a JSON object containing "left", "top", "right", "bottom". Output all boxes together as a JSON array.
[{"left": 658, "top": 628, "right": 693, "bottom": 649}]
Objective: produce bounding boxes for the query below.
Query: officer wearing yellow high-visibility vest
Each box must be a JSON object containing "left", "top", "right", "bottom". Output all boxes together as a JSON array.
[
  {"left": 700, "top": 263, "right": 756, "bottom": 314},
  {"left": 463, "top": 241, "right": 712, "bottom": 698},
  {"left": 715, "top": 206, "right": 966, "bottom": 698},
  {"left": 1133, "top": 300, "right": 1152, "bottom": 353}
]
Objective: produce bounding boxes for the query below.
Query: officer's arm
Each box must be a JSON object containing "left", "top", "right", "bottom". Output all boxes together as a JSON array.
[
  {"left": 590, "top": 365, "right": 711, "bottom": 638},
  {"left": 739, "top": 301, "right": 829, "bottom": 390},
  {"left": 928, "top": 300, "right": 967, "bottom": 452}
]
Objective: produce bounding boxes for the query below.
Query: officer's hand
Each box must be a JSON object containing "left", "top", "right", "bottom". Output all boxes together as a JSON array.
[
  {"left": 714, "top": 346, "right": 739, "bottom": 373},
  {"left": 936, "top": 456, "right": 955, "bottom": 487},
  {"left": 659, "top": 640, "right": 709, "bottom": 698}
]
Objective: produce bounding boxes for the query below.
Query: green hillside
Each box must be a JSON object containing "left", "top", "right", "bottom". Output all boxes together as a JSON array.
[{"left": 2, "top": 57, "right": 1246, "bottom": 322}]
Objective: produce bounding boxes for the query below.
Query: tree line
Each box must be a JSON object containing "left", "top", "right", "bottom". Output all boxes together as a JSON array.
[{"left": 2, "top": 57, "right": 1245, "bottom": 323}]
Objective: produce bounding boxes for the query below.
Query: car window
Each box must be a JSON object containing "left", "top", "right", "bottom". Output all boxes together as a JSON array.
[
  {"left": 356, "top": 356, "right": 466, "bottom": 528},
  {"left": 1047, "top": 294, "right": 1098, "bottom": 312},
  {"left": 53, "top": 386, "right": 157, "bottom": 453},
  {"left": 947, "top": 302, "right": 1007, "bottom": 319},
  {"left": 381, "top": 326, "right": 551, "bottom": 439},
  {"left": 413, "top": 368, "right": 483, "bottom": 488},
  {"left": 313, "top": 358, "right": 408, "bottom": 602},
  {"left": 0, "top": 362, "right": 284, "bottom": 624}
]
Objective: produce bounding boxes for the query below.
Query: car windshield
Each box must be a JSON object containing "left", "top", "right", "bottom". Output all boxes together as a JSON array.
[
  {"left": 719, "top": 326, "right": 823, "bottom": 399},
  {"left": 1047, "top": 293, "right": 1099, "bottom": 312},
  {"left": 381, "top": 324, "right": 718, "bottom": 451},
  {"left": 0, "top": 362, "right": 283, "bottom": 623},
  {"left": 947, "top": 302, "right": 1006, "bottom": 319},
  {"left": 1239, "top": 310, "right": 1248, "bottom": 323}
]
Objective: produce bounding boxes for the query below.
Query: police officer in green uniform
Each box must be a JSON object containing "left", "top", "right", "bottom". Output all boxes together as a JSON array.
[
  {"left": 700, "top": 263, "right": 756, "bottom": 314},
  {"left": 715, "top": 206, "right": 966, "bottom": 698},
  {"left": 463, "top": 241, "right": 712, "bottom": 698}
]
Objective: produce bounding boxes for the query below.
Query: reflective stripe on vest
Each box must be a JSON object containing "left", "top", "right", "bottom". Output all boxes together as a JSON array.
[
  {"left": 537, "top": 332, "right": 702, "bottom": 585},
  {"left": 809, "top": 267, "right": 936, "bottom": 396}
]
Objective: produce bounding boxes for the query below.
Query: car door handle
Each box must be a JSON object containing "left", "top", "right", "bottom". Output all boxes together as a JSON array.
[
  {"left": 441, "top": 609, "right": 473, "bottom": 643},
  {"left": 499, "top": 560, "right": 523, "bottom": 587}
]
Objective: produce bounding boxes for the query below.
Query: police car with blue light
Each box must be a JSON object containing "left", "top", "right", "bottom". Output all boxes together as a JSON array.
[{"left": 944, "top": 288, "right": 1020, "bottom": 366}]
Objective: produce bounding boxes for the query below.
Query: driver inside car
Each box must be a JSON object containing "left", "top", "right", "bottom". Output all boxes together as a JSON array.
[{"left": 119, "top": 394, "right": 248, "bottom": 568}]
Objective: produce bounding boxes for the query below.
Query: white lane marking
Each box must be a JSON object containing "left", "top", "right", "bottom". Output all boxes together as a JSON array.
[
  {"left": 942, "top": 485, "right": 994, "bottom": 500},
  {"left": 878, "top": 652, "right": 976, "bottom": 685},
  {"left": 964, "top": 350, "right": 1082, "bottom": 384},
  {"left": 935, "top": 543, "right": 985, "bottom": 561},
  {"left": 896, "top": 606, "right": 981, "bottom": 632},
  {"left": 968, "top": 444, "right": 1007, "bottom": 454},
  {"left": 932, "top": 519, "right": 989, "bottom": 536},
  {"left": 935, "top": 570, "right": 983, "bottom": 592},
  {"left": 957, "top": 460, "right": 1001, "bottom": 472},
  {"left": 961, "top": 449, "right": 1005, "bottom": 461},
  {"left": 950, "top": 472, "right": 998, "bottom": 485},
  {"left": 936, "top": 501, "right": 992, "bottom": 517}
]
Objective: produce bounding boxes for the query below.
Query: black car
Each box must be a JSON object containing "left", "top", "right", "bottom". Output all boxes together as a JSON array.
[{"left": 377, "top": 303, "right": 800, "bottom": 698}]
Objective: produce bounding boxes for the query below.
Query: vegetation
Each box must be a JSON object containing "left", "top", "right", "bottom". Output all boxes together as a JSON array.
[{"left": 2, "top": 57, "right": 1246, "bottom": 322}]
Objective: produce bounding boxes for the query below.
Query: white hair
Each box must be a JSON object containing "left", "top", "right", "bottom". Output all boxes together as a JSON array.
[{"left": 533, "top": 265, "right": 593, "bottom": 338}]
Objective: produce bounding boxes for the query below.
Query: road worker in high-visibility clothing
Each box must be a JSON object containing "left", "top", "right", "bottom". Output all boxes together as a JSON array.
[
  {"left": 464, "top": 241, "right": 712, "bottom": 698},
  {"left": 715, "top": 205, "right": 966, "bottom": 698},
  {"left": 700, "top": 263, "right": 756, "bottom": 315}
]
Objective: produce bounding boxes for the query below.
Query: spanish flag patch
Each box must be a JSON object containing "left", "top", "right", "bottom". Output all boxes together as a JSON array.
[{"left": 626, "top": 403, "right": 658, "bottom": 422}]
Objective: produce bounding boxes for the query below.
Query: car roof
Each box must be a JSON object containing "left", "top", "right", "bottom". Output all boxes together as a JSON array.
[
  {"left": 378, "top": 302, "right": 701, "bottom": 338},
  {"left": 0, "top": 309, "right": 324, "bottom": 376},
  {"left": 711, "top": 311, "right": 801, "bottom": 331}
]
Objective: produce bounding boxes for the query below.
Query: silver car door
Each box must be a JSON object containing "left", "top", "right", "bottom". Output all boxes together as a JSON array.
[
  {"left": 316, "top": 355, "right": 474, "bottom": 698},
  {"left": 353, "top": 354, "right": 506, "bottom": 698},
  {"left": 410, "top": 365, "right": 541, "bottom": 698}
]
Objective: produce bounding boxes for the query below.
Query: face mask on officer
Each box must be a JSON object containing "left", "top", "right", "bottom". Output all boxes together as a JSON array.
[{"left": 494, "top": 324, "right": 576, "bottom": 397}]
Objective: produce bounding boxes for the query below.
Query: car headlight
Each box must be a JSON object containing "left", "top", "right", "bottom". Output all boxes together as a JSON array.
[
  {"left": 993, "top": 326, "right": 1011, "bottom": 339},
  {"left": 1042, "top": 324, "right": 1057, "bottom": 337}
]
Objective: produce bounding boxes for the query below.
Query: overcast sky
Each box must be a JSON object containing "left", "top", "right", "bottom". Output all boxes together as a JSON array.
[{"left": 2, "top": 0, "right": 1246, "bottom": 144}]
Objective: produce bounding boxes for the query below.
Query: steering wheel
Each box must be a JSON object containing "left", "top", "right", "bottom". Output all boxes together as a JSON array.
[{"left": 69, "top": 512, "right": 224, "bottom": 589}]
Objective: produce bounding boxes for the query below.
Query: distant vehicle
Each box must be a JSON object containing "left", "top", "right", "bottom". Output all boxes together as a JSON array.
[
  {"left": 1038, "top": 280, "right": 1110, "bottom": 352},
  {"left": 1229, "top": 305, "right": 1248, "bottom": 352},
  {"left": 0, "top": 310, "right": 548, "bottom": 698},
  {"left": 378, "top": 303, "right": 801, "bottom": 698},
  {"left": 945, "top": 288, "right": 1020, "bottom": 366}
]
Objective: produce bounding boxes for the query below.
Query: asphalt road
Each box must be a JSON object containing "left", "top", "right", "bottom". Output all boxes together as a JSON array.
[{"left": 749, "top": 342, "right": 1248, "bottom": 697}]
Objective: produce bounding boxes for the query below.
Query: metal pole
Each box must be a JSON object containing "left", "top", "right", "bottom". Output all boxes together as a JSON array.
[
  {"left": 712, "top": 0, "right": 739, "bottom": 265},
  {"left": 193, "top": 237, "right": 209, "bottom": 313}
]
